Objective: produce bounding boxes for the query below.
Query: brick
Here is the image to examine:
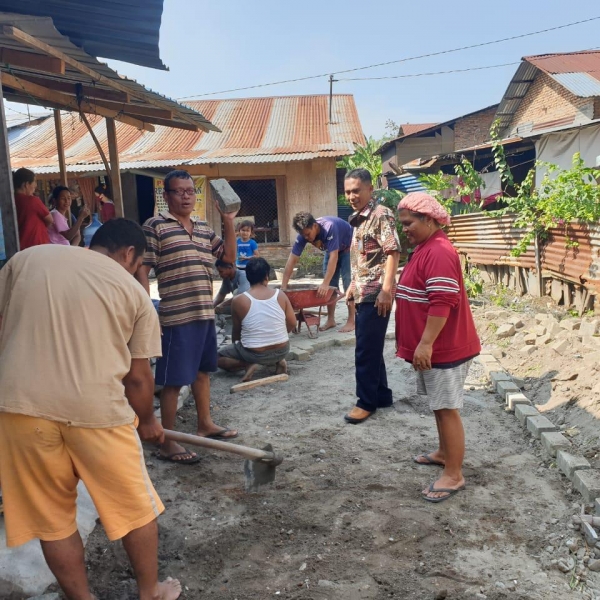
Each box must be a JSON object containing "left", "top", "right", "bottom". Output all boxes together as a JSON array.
[
  {"left": 519, "top": 346, "right": 536, "bottom": 356},
  {"left": 515, "top": 404, "right": 540, "bottom": 426},
  {"left": 546, "top": 321, "right": 562, "bottom": 338},
  {"left": 527, "top": 416, "right": 557, "bottom": 439},
  {"left": 533, "top": 325, "right": 547, "bottom": 337},
  {"left": 507, "top": 315, "right": 524, "bottom": 329},
  {"left": 524, "top": 333, "right": 537, "bottom": 345},
  {"left": 534, "top": 313, "right": 549, "bottom": 324},
  {"left": 536, "top": 334, "right": 551, "bottom": 346},
  {"left": 573, "top": 470, "right": 600, "bottom": 504},
  {"left": 209, "top": 178, "right": 242, "bottom": 213},
  {"left": 580, "top": 319, "right": 600, "bottom": 339},
  {"left": 506, "top": 392, "right": 532, "bottom": 411},
  {"left": 551, "top": 339, "right": 570, "bottom": 355},
  {"left": 560, "top": 319, "right": 580, "bottom": 331},
  {"left": 540, "top": 431, "right": 571, "bottom": 457},
  {"left": 496, "top": 324, "right": 516, "bottom": 338},
  {"left": 496, "top": 380, "right": 520, "bottom": 399},
  {"left": 557, "top": 451, "right": 591, "bottom": 479}
]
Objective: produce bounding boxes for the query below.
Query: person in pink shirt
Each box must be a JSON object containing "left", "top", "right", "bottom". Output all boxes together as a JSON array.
[{"left": 48, "top": 186, "right": 90, "bottom": 246}]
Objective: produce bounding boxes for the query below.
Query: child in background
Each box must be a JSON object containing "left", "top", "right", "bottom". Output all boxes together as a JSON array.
[{"left": 236, "top": 220, "right": 260, "bottom": 289}]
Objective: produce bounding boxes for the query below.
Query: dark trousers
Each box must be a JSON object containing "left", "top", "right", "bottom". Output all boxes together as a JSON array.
[{"left": 355, "top": 302, "right": 393, "bottom": 412}]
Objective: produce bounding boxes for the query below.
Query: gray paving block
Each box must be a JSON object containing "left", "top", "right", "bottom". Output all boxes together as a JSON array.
[
  {"left": 490, "top": 370, "right": 511, "bottom": 390},
  {"left": 573, "top": 470, "right": 600, "bottom": 504},
  {"left": 506, "top": 392, "right": 532, "bottom": 411},
  {"left": 515, "top": 404, "right": 540, "bottom": 426},
  {"left": 496, "top": 380, "right": 521, "bottom": 400},
  {"left": 287, "top": 349, "right": 310, "bottom": 361},
  {"left": 540, "top": 431, "right": 571, "bottom": 457},
  {"left": 209, "top": 178, "right": 241, "bottom": 213},
  {"left": 557, "top": 451, "right": 591, "bottom": 480},
  {"left": 527, "top": 415, "right": 558, "bottom": 439},
  {"left": 335, "top": 336, "right": 356, "bottom": 347},
  {"left": 311, "top": 338, "right": 336, "bottom": 351}
]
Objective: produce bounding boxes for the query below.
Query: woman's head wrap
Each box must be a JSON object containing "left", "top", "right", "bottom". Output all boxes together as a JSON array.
[{"left": 398, "top": 192, "right": 451, "bottom": 226}]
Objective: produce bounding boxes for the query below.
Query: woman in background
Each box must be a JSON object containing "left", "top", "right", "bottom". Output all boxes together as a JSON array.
[{"left": 48, "top": 186, "right": 90, "bottom": 246}]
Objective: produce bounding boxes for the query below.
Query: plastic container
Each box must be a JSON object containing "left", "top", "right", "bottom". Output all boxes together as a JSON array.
[{"left": 83, "top": 213, "right": 102, "bottom": 247}]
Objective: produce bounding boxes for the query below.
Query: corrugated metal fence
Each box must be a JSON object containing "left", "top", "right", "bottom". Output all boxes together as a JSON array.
[{"left": 447, "top": 213, "right": 600, "bottom": 306}]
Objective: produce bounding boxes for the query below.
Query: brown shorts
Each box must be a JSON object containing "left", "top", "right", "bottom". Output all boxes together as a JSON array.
[
  {"left": 218, "top": 340, "right": 289, "bottom": 366},
  {"left": 0, "top": 413, "right": 164, "bottom": 547}
]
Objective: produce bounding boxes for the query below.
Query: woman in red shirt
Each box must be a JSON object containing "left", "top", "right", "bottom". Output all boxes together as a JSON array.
[
  {"left": 13, "top": 168, "right": 53, "bottom": 249},
  {"left": 395, "top": 192, "right": 480, "bottom": 503}
]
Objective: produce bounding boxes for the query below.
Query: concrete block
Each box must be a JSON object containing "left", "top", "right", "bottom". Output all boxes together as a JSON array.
[
  {"left": 385, "top": 330, "right": 395, "bottom": 340},
  {"left": 535, "top": 313, "right": 549, "bottom": 324},
  {"left": 540, "top": 431, "right": 571, "bottom": 457},
  {"left": 580, "top": 319, "right": 600, "bottom": 339},
  {"left": 335, "top": 336, "right": 356, "bottom": 347},
  {"left": 582, "top": 520, "right": 599, "bottom": 545},
  {"left": 557, "top": 451, "right": 591, "bottom": 479},
  {"left": 507, "top": 315, "right": 525, "bottom": 328},
  {"left": 288, "top": 349, "right": 310, "bottom": 361},
  {"left": 496, "top": 324, "right": 516, "bottom": 338},
  {"left": 506, "top": 392, "right": 532, "bottom": 411},
  {"left": 533, "top": 325, "right": 547, "bottom": 336},
  {"left": 527, "top": 415, "right": 558, "bottom": 439},
  {"left": 536, "top": 334, "right": 551, "bottom": 346},
  {"left": 490, "top": 370, "right": 511, "bottom": 389},
  {"left": 515, "top": 403, "right": 540, "bottom": 426},
  {"left": 311, "top": 338, "right": 336, "bottom": 351},
  {"left": 573, "top": 470, "right": 600, "bottom": 504},
  {"left": 583, "top": 335, "right": 600, "bottom": 350},
  {"left": 477, "top": 356, "right": 502, "bottom": 378},
  {"left": 546, "top": 321, "right": 562, "bottom": 338},
  {"left": 496, "top": 380, "right": 521, "bottom": 399},
  {"left": 209, "top": 178, "right": 242, "bottom": 213},
  {"left": 524, "top": 333, "right": 537, "bottom": 345},
  {"left": 485, "top": 310, "right": 510, "bottom": 320},
  {"left": 551, "top": 339, "right": 570, "bottom": 355},
  {"left": 595, "top": 498, "right": 600, "bottom": 515},
  {"left": 520, "top": 346, "right": 536, "bottom": 355},
  {"left": 560, "top": 319, "right": 581, "bottom": 331}
]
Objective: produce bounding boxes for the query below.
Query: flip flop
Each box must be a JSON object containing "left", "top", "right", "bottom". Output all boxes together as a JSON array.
[
  {"left": 413, "top": 453, "right": 445, "bottom": 467},
  {"left": 423, "top": 483, "right": 466, "bottom": 503},
  {"left": 204, "top": 427, "right": 239, "bottom": 440},
  {"left": 155, "top": 450, "right": 201, "bottom": 465}
]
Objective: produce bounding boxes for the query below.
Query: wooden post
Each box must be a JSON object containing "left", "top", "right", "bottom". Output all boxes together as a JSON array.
[
  {"left": 0, "top": 73, "right": 19, "bottom": 260},
  {"left": 105, "top": 117, "right": 124, "bottom": 218},
  {"left": 53, "top": 109, "right": 68, "bottom": 187}
]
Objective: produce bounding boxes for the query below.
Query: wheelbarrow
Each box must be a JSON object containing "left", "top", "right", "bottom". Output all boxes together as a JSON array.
[{"left": 282, "top": 284, "right": 344, "bottom": 338}]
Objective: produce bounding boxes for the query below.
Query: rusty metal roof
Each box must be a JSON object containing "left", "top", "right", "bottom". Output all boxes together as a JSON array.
[
  {"left": 9, "top": 94, "right": 365, "bottom": 173},
  {"left": 497, "top": 51, "right": 600, "bottom": 133},
  {"left": 0, "top": 1, "right": 167, "bottom": 70},
  {"left": 398, "top": 123, "right": 438, "bottom": 137}
]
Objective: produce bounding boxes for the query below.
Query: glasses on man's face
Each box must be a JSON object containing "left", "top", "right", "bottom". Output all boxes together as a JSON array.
[{"left": 166, "top": 188, "right": 196, "bottom": 198}]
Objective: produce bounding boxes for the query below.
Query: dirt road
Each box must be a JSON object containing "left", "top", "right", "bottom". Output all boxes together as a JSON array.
[{"left": 71, "top": 324, "right": 594, "bottom": 600}]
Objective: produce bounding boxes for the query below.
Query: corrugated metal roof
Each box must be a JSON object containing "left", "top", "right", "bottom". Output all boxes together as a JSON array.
[
  {"left": 0, "top": 13, "right": 217, "bottom": 132},
  {"left": 9, "top": 95, "right": 365, "bottom": 173},
  {"left": 496, "top": 51, "right": 600, "bottom": 134},
  {"left": 0, "top": 1, "right": 166, "bottom": 70},
  {"left": 387, "top": 173, "right": 425, "bottom": 193},
  {"left": 398, "top": 123, "right": 438, "bottom": 137}
]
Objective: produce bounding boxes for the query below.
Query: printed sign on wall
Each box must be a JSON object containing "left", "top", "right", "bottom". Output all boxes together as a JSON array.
[{"left": 154, "top": 176, "right": 206, "bottom": 220}]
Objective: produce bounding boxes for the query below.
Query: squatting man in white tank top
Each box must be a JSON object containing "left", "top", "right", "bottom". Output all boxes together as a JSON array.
[{"left": 217, "top": 257, "right": 297, "bottom": 382}]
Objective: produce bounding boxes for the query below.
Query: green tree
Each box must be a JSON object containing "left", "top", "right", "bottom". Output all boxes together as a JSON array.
[{"left": 337, "top": 136, "right": 383, "bottom": 185}]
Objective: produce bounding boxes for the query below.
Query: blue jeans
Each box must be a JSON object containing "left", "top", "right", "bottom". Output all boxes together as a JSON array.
[
  {"left": 323, "top": 250, "right": 351, "bottom": 291},
  {"left": 355, "top": 302, "right": 393, "bottom": 412}
]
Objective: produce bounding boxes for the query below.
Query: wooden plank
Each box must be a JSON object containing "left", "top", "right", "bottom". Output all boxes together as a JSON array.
[
  {"left": 80, "top": 112, "right": 110, "bottom": 179},
  {"left": 230, "top": 374, "right": 289, "bottom": 394},
  {"left": 3, "top": 26, "right": 208, "bottom": 131},
  {"left": 16, "top": 73, "right": 129, "bottom": 102},
  {"left": 1, "top": 72, "right": 153, "bottom": 132},
  {"left": 0, "top": 74, "right": 19, "bottom": 259},
  {"left": 53, "top": 109, "right": 68, "bottom": 187},
  {"left": 106, "top": 118, "right": 124, "bottom": 218},
  {"left": 0, "top": 47, "right": 64, "bottom": 74}
]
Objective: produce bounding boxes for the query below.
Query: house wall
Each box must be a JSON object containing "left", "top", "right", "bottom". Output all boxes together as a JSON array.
[
  {"left": 508, "top": 71, "right": 595, "bottom": 135},
  {"left": 454, "top": 106, "right": 497, "bottom": 150},
  {"left": 185, "top": 157, "right": 338, "bottom": 262},
  {"left": 395, "top": 126, "right": 454, "bottom": 165}
]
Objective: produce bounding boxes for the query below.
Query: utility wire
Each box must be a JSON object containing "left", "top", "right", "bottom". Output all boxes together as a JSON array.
[
  {"left": 337, "top": 61, "right": 519, "bottom": 81},
  {"left": 177, "top": 15, "right": 600, "bottom": 99}
]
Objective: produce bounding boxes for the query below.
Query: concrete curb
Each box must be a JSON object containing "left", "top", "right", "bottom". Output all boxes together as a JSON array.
[{"left": 476, "top": 353, "right": 600, "bottom": 511}]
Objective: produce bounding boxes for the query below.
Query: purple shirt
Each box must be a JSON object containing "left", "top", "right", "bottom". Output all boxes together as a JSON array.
[{"left": 291, "top": 216, "right": 352, "bottom": 256}]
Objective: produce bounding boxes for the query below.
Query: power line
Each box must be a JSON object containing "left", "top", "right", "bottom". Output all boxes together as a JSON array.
[
  {"left": 177, "top": 15, "right": 600, "bottom": 99},
  {"left": 337, "top": 62, "right": 519, "bottom": 81}
]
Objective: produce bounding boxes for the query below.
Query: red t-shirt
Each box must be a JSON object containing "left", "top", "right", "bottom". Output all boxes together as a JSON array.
[
  {"left": 101, "top": 201, "right": 116, "bottom": 223},
  {"left": 395, "top": 230, "right": 481, "bottom": 364},
  {"left": 14, "top": 193, "right": 51, "bottom": 249}
]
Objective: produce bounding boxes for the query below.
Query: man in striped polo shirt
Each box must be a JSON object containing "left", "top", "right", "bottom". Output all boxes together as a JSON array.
[{"left": 137, "top": 170, "right": 239, "bottom": 464}]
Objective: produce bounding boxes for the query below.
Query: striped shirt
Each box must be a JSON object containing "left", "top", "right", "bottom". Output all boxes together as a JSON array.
[
  {"left": 142, "top": 211, "right": 225, "bottom": 326},
  {"left": 349, "top": 201, "right": 401, "bottom": 303}
]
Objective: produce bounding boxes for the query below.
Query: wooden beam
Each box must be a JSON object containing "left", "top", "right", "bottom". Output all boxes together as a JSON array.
[
  {"left": 91, "top": 98, "right": 173, "bottom": 120},
  {"left": 3, "top": 26, "right": 208, "bottom": 131},
  {"left": 1, "top": 72, "right": 154, "bottom": 132},
  {"left": 16, "top": 73, "right": 129, "bottom": 102},
  {"left": 105, "top": 118, "right": 124, "bottom": 219},
  {"left": 0, "top": 73, "right": 20, "bottom": 258},
  {"left": 53, "top": 109, "right": 68, "bottom": 187},
  {"left": 131, "top": 116, "right": 199, "bottom": 131},
  {"left": 0, "top": 47, "right": 64, "bottom": 74},
  {"left": 79, "top": 112, "right": 111, "bottom": 180},
  {"left": 230, "top": 374, "right": 289, "bottom": 394}
]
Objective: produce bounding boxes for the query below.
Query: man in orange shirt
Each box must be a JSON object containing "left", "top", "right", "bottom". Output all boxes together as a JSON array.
[{"left": 13, "top": 167, "right": 53, "bottom": 249}]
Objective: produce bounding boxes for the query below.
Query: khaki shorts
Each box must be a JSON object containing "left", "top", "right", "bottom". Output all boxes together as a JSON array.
[{"left": 0, "top": 413, "right": 164, "bottom": 547}]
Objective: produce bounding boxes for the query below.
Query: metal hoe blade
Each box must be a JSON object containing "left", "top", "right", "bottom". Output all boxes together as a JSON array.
[{"left": 243, "top": 444, "right": 283, "bottom": 492}]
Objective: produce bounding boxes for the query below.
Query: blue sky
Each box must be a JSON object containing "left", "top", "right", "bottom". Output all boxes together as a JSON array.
[{"left": 7, "top": 1, "right": 600, "bottom": 139}]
